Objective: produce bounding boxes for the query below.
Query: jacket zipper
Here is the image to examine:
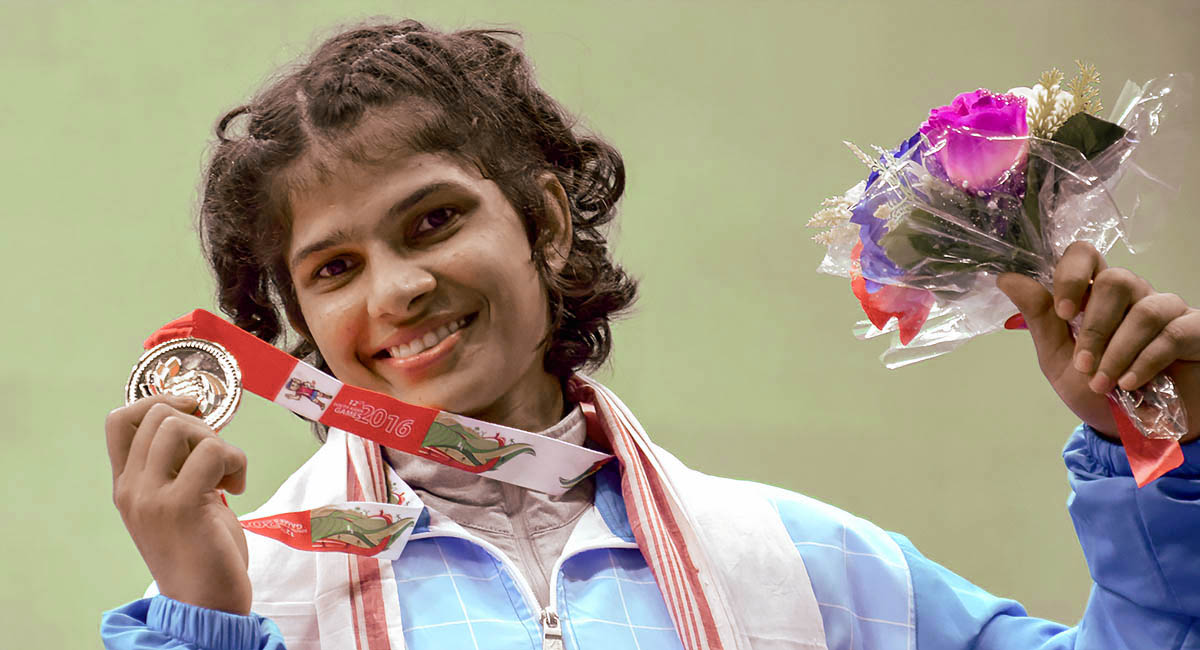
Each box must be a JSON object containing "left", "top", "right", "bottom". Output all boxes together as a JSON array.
[
  {"left": 540, "top": 608, "right": 564, "bottom": 650},
  {"left": 410, "top": 528, "right": 640, "bottom": 649},
  {"left": 497, "top": 483, "right": 565, "bottom": 649},
  {"left": 543, "top": 539, "right": 640, "bottom": 650}
]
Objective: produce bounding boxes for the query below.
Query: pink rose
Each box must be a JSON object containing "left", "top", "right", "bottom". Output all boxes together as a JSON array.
[{"left": 919, "top": 89, "right": 1029, "bottom": 192}]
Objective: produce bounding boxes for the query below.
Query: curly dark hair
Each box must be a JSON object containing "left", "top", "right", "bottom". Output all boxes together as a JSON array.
[{"left": 199, "top": 20, "right": 637, "bottom": 388}]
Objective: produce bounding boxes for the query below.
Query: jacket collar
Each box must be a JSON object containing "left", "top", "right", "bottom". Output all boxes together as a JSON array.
[{"left": 406, "top": 460, "right": 635, "bottom": 548}]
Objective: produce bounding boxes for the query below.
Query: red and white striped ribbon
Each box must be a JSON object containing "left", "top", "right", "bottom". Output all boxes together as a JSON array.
[{"left": 568, "top": 376, "right": 735, "bottom": 650}]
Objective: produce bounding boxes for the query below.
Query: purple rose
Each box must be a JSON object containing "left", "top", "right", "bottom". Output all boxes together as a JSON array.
[{"left": 919, "top": 89, "right": 1028, "bottom": 192}]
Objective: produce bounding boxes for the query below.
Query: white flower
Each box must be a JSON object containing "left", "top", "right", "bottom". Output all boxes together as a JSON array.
[
  {"left": 810, "top": 180, "right": 866, "bottom": 277},
  {"left": 809, "top": 180, "right": 865, "bottom": 231},
  {"left": 1008, "top": 84, "right": 1079, "bottom": 138},
  {"left": 1009, "top": 83, "right": 1077, "bottom": 114}
]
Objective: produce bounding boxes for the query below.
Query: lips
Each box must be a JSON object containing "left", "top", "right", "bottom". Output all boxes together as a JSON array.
[{"left": 372, "top": 313, "right": 477, "bottom": 361}]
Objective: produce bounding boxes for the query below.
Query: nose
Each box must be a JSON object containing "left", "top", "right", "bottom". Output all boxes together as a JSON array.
[{"left": 364, "top": 247, "right": 436, "bottom": 321}]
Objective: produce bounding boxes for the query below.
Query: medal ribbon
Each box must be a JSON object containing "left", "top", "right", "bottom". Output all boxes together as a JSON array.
[{"left": 143, "top": 309, "right": 613, "bottom": 497}]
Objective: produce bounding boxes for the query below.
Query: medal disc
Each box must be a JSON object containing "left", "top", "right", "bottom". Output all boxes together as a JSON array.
[{"left": 125, "top": 338, "right": 243, "bottom": 430}]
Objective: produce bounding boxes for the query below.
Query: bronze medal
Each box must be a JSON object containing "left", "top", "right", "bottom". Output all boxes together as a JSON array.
[{"left": 125, "top": 338, "right": 243, "bottom": 430}]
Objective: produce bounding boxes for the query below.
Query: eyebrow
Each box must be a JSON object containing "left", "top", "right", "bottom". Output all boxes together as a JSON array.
[{"left": 288, "top": 181, "right": 457, "bottom": 270}]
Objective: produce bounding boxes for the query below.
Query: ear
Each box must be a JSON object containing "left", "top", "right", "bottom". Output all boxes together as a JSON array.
[{"left": 537, "top": 173, "right": 573, "bottom": 274}]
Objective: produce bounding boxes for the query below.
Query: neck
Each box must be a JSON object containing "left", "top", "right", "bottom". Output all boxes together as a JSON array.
[{"left": 470, "top": 371, "right": 566, "bottom": 434}]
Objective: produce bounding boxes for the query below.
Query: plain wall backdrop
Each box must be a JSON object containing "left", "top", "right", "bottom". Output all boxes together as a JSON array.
[{"left": 1, "top": 1, "right": 1198, "bottom": 648}]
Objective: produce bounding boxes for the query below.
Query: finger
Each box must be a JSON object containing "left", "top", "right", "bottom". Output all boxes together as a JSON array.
[
  {"left": 1073, "top": 268, "right": 1154, "bottom": 376},
  {"left": 1119, "top": 310, "right": 1200, "bottom": 390},
  {"left": 145, "top": 412, "right": 218, "bottom": 484},
  {"left": 175, "top": 437, "right": 248, "bottom": 496},
  {"left": 106, "top": 394, "right": 199, "bottom": 482},
  {"left": 1053, "top": 241, "right": 1107, "bottom": 320},
  {"left": 1092, "top": 293, "right": 1189, "bottom": 392},
  {"left": 124, "top": 401, "right": 196, "bottom": 479},
  {"left": 996, "top": 273, "right": 1073, "bottom": 367}
]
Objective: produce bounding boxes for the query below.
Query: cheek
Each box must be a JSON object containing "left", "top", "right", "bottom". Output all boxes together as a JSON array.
[
  {"left": 452, "top": 239, "right": 548, "bottom": 336},
  {"left": 298, "top": 289, "right": 363, "bottom": 363},
  {"left": 501, "top": 260, "right": 552, "bottom": 341}
]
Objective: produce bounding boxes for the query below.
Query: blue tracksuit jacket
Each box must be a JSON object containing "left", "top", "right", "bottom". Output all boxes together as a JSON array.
[{"left": 101, "top": 425, "right": 1200, "bottom": 649}]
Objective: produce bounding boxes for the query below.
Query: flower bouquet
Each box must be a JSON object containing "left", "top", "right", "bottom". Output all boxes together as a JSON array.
[{"left": 811, "top": 64, "right": 1191, "bottom": 477}]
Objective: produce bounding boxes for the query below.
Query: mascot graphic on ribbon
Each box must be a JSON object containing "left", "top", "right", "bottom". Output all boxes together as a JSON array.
[{"left": 283, "top": 377, "right": 333, "bottom": 409}]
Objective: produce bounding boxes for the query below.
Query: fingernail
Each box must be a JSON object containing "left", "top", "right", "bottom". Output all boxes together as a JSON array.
[
  {"left": 1118, "top": 372, "right": 1138, "bottom": 391},
  {"left": 1004, "top": 314, "right": 1028, "bottom": 330},
  {"left": 1056, "top": 299, "right": 1075, "bottom": 320},
  {"left": 1073, "top": 350, "right": 1094, "bottom": 374},
  {"left": 1089, "top": 372, "right": 1113, "bottom": 394}
]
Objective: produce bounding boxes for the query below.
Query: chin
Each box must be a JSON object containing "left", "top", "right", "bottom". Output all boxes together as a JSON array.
[{"left": 396, "top": 369, "right": 501, "bottom": 416}]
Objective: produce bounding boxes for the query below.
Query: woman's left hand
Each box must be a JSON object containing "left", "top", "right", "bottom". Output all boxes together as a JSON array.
[{"left": 997, "top": 241, "right": 1200, "bottom": 443}]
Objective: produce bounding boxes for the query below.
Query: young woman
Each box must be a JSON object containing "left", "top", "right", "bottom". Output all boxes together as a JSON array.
[{"left": 101, "top": 20, "right": 1200, "bottom": 650}]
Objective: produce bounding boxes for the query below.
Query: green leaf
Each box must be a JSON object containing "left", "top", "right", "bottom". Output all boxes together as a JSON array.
[
  {"left": 384, "top": 520, "right": 415, "bottom": 549},
  {"left": 1022, "top": 157, "right": 1045, "bottom": 241},
  {"left": 1050, "top": 112, "right": 1127, "bottom": 160},
  {"left": 878, "top": 203, "right": 1043, "bottom": 291},
  {"left": 310, "top": 510, "right": 415, "bottom": 548},
  {"left": 875, "top": 211, "right": 933, "bottom": 270},
  {"left": 422, "top": 421, "right": 490, "bottom": 450},
  {"left": 421, "top": 420, "right": 535, "bottom": 467},
  {"left": 310, "top": 511, "right": 357, "bottom": 542},
  {"left": 489, "top": 446, "right": 537, "bottom": 470}
]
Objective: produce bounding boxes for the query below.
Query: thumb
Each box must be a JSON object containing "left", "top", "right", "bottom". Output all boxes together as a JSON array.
[{"left": 996, "top": 272, "right": 1073, "bottom": 361}]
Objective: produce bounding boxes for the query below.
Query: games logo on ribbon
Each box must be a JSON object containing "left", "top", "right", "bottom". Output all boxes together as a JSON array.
[{"left": 332, "top": 399, "right": 417, "bottom": 439}]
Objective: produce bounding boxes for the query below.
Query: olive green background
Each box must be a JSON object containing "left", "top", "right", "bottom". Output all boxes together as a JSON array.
[{"left": 2, "top": 1, "right": 1198, "bottom": 647}]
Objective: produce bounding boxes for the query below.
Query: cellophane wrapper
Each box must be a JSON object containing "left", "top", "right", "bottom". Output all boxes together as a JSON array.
[{"left": 819, "top": 75, "right": 1192, "bottom": 440}]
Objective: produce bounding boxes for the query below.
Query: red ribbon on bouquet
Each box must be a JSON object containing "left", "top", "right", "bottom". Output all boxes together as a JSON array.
[{"left": 1109, "top": 398, "right": 1185, "bottom": 487}]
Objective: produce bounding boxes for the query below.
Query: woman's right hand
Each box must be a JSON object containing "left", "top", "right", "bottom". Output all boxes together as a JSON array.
[{"left": 106, "top": 394, "right": 252, "bottom": 614}]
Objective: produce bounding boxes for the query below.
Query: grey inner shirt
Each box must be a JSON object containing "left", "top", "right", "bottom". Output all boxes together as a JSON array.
[{"left": 382, "top": 405, "right": 595, "bottom": 609}]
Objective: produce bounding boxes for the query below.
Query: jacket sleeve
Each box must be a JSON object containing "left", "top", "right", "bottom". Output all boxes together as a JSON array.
[
  {"left": 892, "top": 424, "right": 1200, "bottom": 649},
  {"left": 101, "top": 596, "right": 287, "bottom": 650}
]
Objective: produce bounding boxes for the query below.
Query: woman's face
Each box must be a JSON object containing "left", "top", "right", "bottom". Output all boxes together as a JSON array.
[{"left": 286, "top": 149, "right": 567, "bottom": 431}]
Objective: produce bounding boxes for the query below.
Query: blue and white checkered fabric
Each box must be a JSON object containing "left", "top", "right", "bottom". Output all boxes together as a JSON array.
[
  {"left": 390, "top": 482, "right": 917, "bottom": 649},
  {"left": 393, "top": 537, "right": 543, "bottom": 648},
  {"left": 772, "top": 493, "right": 916, "bottom": 650},
  {"left": 557, "top": 548, "right": 684, "bottom": 649},
  {"left": 393, "top": 538, "right": 685, "bottom": 649}
]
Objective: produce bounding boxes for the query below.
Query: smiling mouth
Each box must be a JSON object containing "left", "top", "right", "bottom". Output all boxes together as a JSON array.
[{"left": 374, "top": 313, "right": 477, "bottom": 361}]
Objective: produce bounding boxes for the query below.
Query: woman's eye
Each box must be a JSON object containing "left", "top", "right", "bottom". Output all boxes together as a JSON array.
[
  {"left": 414, "top": 207, "right": 461, "bottom": 236},
  {"left": 315, "top": 257, "right": 354, "bottom": 279}
]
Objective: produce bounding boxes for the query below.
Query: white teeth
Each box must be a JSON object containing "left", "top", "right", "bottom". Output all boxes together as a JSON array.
[
  {"left": 388, "top": 343, "right": 413, "bottom": 359},
  {"left": 386, "top": 316, "right": 470, "bottom": 360}
]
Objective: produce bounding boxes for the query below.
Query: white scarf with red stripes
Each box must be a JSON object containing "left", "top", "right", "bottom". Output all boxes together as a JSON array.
[{"left": 242, "top": 376, "right": 828, "bottom": 649}]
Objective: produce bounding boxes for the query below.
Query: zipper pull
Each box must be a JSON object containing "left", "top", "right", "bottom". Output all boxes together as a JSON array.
[{"left": 541, "top": 608, "right": 564, "bottom": 650}]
